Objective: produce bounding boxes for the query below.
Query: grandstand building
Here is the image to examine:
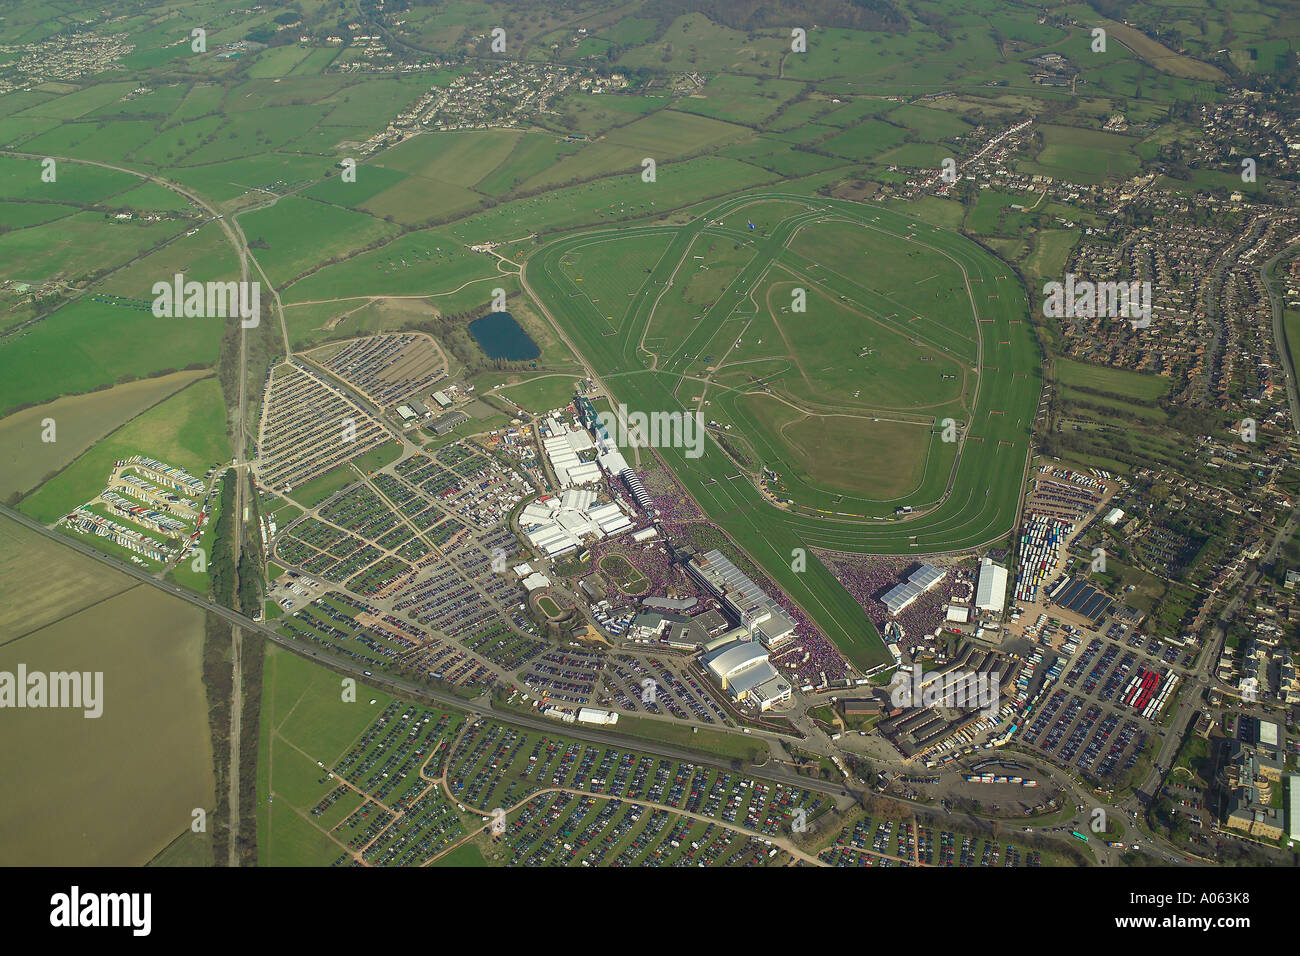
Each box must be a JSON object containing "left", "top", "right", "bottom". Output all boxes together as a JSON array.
[
  {"left": 574, "top": 394, "right": 600, "bottom": 430},
  {"left": 701, "top": 638, "right": 792, "bottom": 711},
  {"left": 621, "top": 470, "right": 652, "bottom": 511},
  {"left": 686, "top": 549, "right": 796, "bottom": 647},
  {"left": 569, "top": 395, "right": 618, "bottom": 454}
]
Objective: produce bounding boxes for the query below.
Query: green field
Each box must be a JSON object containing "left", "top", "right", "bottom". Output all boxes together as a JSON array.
[
  {"left": 612, "top": 716, "right": 765, "bottom": 762},
  {"left": 1022, "top": 125, "right": 1141, "bottom": 184},
  {"left": 256, "top": 646, "right": 400, "bottom": 866},
  {"left": 277, "top": 462, "right": 360, "bottom": 509},
  {"left": 0, "top": 369, "right": 212, "bottom": 502},
  {"left": 1055, "top": 358, "right": 1170, "bottom": 402},
  {"left": 0, "top": 214, "right": 238, "bottom": 412},
  {"left": 239, "top": 196, "right": 400, "bottom": 287},
  {"left": 1282, "top": 310, "right": 1300, "bottom": 398},
  {"left": 739, "top": 394, "right": 944, "bottom": 501},
  {"left": 19, "top": 376, "right": 228, "bottom": 523},
  {"left": 483, "top": 373, "right": 581, "bottom": 415},
  {"left": 0, "top": 517, "right": 213, "bottom": 865}
]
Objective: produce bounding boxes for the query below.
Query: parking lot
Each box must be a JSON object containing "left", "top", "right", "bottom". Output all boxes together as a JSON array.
[
  {"left": 446, "top": 717, "right": 828, "bottom": 844},
  {"left": 272, "top": 438, "right": 550, "bottom": 689},
  {"left": 819, "top": 815, "right": 1045, "bottom": 867},
  {"left": 256, "top": 361, "right": 389, "bottom": 490}
]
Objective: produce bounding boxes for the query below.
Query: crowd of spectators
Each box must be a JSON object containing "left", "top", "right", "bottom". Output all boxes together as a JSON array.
[
  {"left": 588, "top": 537, "right": 713, "bottom": 607},
  {"left": 604, "top": 454, "right": 852, "bottom": 684},
  {"left": 817, "top": 550, "right": 968, "bottom": 655}
]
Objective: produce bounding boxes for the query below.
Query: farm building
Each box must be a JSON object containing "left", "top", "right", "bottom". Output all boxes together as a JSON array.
[{"left": 431, "top": 410, "right": 469, "bottom": 435}]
